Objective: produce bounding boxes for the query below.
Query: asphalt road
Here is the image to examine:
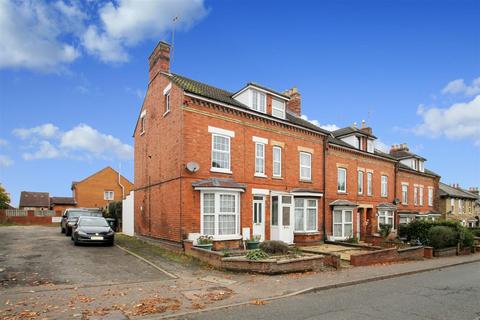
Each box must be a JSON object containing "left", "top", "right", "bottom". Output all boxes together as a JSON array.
[
  {"left": 186, "top": 261, "right": 480, "bottom": 320},
  {"left": 0, "top": 225, "right": 170, "bottom": 288}
]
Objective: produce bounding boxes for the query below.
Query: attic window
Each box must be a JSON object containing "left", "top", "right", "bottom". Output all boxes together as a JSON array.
[
  {"left": 251, "top": 90, "right": 266, "bottom": 113},
  {"left": 272, "top": 98, "right": 285, "bottom": 119},
  {"left": 367, "top": 140, "right": 374, "bottom": 153}
]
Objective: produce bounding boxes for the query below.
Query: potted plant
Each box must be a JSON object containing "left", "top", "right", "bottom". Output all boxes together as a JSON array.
[
  {"left": 246, "top": 235, "right": 261, "bottom": 250},
  {"left": 195, "top": 235, "right": 214, "bottom": 250}
]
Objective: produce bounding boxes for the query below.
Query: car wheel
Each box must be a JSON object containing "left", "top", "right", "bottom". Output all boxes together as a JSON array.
[
  {"left": 108, "top": 241, "right": 114, "bottom": 246},
  {"left": 65, "top": 228, "right": 71, "bottom": 236},
  {"left": 61, "top": 227, "right": 65, "bottom": 233},
  {"left": 73, "top": 236, "right": 79, "bottom": 246}
]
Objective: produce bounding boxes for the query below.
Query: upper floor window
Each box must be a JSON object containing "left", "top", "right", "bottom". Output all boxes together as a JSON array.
[
  {"left": 412, "top": 159, "right": 418, "bottom": 170},
  {"left": 428, "top": 187, "right": 433, "bottom": 207},
  {"left": 255, "top": 142, "right": 265, "bottom": 176},
  {"left": 367, "top": 140, "right": 374, "bottom": 153},
  {"left": 252, "top": 90, "right": 266, "bottom": 113},
  {"left": 402, "top": 184, "right": 408, "bottom": 204},
  {"left": 104, "top": 190, "right": 114, "bottom": 201},
  {"left": 273, "top": 146, "right": 282, "bottom": 177},
  {"left": 357, "top": 137, "right": 362, "bottom": 150},
  {"left": 419, "top": 187, "right": 424, "bottom": 206},
  {"left": 165, "top": 92, "right": 171, "bottom": 114},
  {"left": 358, "top": 170, "right": 364, "bottom": 195},
  {"left": 299, "top": 152, "right": 312, "bottom": 181},
  {"left": 381, "top": 175, "right": 388, "bottom": 197},
  {"left": 212, "top": 134, "right": 231, "bottom": 172},
  {"left": 458, "top": 199, "right": 463, "bottom": 213},
  {"left": 272, "top": 98, "right": 286, "bottom": 119},
  {"left": 338, "top": 168, "right": 347, "bottom": 193},
  {"left": 367, "top": 172, "right": 373, "bottom": 196},
  {"left": 414, "top": 186, "right": 418, "bottom": 206},
  {"left": 419, "top": 161, "right": 424, "bottom": 172},
  {"left": 450, "top": 198, "right": 455, "bottom": 212}
]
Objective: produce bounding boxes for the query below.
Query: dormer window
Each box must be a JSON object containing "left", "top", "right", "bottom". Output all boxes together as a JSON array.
[
  {"left": 419, "top": 161, "right": 424, "bottom": 172},
  {"left": 412, "top": 159, "right": 417, "bottom": 170},
  {"left": 252, "top": 90, "right": 266, "bottom": 113},
  {"left": 367, "top": 139, "right": 374, "bottom": 153},
  {"left": 357, "top": 137, "right": 362, "bottom": 150},
  {"left": 272, "top": 98, "right": 285, "bottom": 119}
]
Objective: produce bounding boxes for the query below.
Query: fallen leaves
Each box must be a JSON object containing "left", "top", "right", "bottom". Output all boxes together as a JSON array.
[
  {"left": 130, "top": 296, "right": 181, "bottom": 316},
  {"left": 250, "top": 299, "right": 267, "bottom": 306}
]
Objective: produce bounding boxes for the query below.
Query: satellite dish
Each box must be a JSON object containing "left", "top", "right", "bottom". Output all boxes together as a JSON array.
[{"left": 186, "top": 162, "right": 200, "bottom": 173}]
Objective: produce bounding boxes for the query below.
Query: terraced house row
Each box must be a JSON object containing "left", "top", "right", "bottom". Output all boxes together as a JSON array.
[{"left": 133, "top": 42, "right": 440, "bottom": 249}]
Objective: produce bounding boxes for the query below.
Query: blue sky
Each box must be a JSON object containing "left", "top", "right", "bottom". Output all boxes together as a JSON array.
[{"left": 0, "top": 0, "right": 479, "bottom": 206}]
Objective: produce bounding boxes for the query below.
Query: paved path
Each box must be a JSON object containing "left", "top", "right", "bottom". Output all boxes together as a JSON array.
[{"left": 185, "top": 261, "right": 480, "bottom": 320}]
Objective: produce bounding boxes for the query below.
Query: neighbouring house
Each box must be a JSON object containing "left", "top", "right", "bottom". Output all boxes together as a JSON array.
[
  {"left": 133, "top": 41, "right": 442, "bottom": 249},
  {"left": 19, "top": 191, "right": 50, "bottom": 210},
  {"left": 439, "top": 183, "right": 479, "bottom": 227},
  {"left": 389, "top": 144, "right": 441, "bottom": 224},
  {"left": 49, "top": 197, "right": 77, "bottom": 212},
  {"left": 325, "top": 122, "right": 398, "bottom": 241},
  {"left": 71, "top": 167, "right": 133, "bottom": 209}
]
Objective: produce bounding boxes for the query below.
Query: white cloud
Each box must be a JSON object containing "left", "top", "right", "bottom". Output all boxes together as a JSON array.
[
  {"left": 60, "top": 124, "right": 133, "bottom": 160},
  {"left": 13, "top": 124, "right": 60, "bottom": 140},
  {"left": 0, "top": 0, "right": 208, "bottom": 70},
  {"left": 442, "top": 77, "right": 480, "bottom": 96},
  {"left": 301, "top": 114, "right": 340, "bottom": 132},
  {"left": 0, "top": 138, "right": 8, "bottom": 147},
  {"left": 14, "top": 123, "right": 133, "bottom": 161},
  {"left": 414, "top": 95, "right": 480, "bottom": 147},
  {"left": 22, "top": 141, "right": 61, "bottom": 160},
  {"left": 0, "top": 0, "right": 81, "bottom": 71},
  {"left": 0, "top": 155, "right": 13, "bottom": 167}
]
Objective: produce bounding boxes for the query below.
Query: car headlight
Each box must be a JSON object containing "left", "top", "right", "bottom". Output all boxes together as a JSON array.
[
  {"left": 77, "top": 231, "right": 87, "bottom": 236},
  {"left": 107, "top": 230, "right": 115, "bottom": 235}
]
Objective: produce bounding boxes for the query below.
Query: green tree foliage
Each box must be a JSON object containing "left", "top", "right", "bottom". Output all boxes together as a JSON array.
[{"left": 0, "top": 184, "right": 11, "bottom": 209}]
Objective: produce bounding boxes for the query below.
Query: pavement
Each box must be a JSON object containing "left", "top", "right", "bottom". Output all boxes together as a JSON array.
[{"left": 1, "top": 226, "right": 480, "bottom": 320}]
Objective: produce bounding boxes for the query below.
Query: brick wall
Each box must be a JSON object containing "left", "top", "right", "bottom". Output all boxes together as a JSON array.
[
  {"left": 396, "top": 168, "right": 439, "bottom": 215},
  {"left": 0, "top": 210, "right": 62, "bottom": 225},
  {"left": 73, "top": 167, "right": 133, "bottom": 208}
]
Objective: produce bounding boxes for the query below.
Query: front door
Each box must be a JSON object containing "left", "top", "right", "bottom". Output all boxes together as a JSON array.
[
  {"left": 252, "top": 196, "right": 265, "bottom": 241},
  {"left": 270, "top": 194, "right": 294, "bottom": 244}
]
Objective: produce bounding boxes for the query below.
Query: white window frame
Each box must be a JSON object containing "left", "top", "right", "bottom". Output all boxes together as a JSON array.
[
  {"left": 458, "top": 199, "right": 463, "bottom": 213},
  {"left": 337, "top": 168, "right": 347, "bottom": 193},
  {"left": 140, "top": 110, "right": 146, "bottom": 135},
  {"left": 414, "top": 186, "right": 418, "bottom": 206},
  {"left": 333, "top": 208, "right": 353, "bottom": 240},
  {"left": 419, "top": 186, "right": 424, "bottom": 206},
  {"left": 358, "top": 170, "right": 364, "bottom": 195},
  {"left": 294, "top": 198, "right": 318, "bottom": 232},
  {"left": 200, "top": 191, "right": 240, "bottom": 239},
  {"left": 271, "top": 98, "right": 286, "bottom": 119},
  {"left": 367, "top": 139, "right": 374, "bottom": 153},
  {"left": 254, "top": 142, "right": 266, "bottom": 177},
  {"left": 251, "top": 90, "right": 266, "bottom": 113},
  {"left": 211, "top": 134, "right": 231, "bottom": 173},
  {"left": 164, "top": 91, "right": 171, "bottom": 115},
  {"left": 402, "top": 183, "right": 408, "bottom": 205},
  {"left": 428, "top": 187, "right": 433, "bottom": 207},
  {"left": 378, "top": 210, "right": 395, "bottom": 230},
  {"left": 273, "top": 146, "right": 282, "bottom": 177},
  {"left": 381, "top": 175, "right": 388, "bottom": 197},
  {"left": 367, "top": 172, "right": 373, "bottom": 196},
  {"left": 299, "top": 152, "right": 312, "bottom": 181},
  {"left": 104, "top": 190, "right": 114, "bottom": 201},
  {"left": 450, "top": 198, "right": 455, "bottom": 212}
]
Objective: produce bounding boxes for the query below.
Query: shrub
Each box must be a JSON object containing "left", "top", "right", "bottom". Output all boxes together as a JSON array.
[
  {"left": 428, "top": 226, "right": 458, "bottom": 249},
  {"left": 470, "top": 228, "right": 480, "bottom": 237},
  {"left": 246, "top": 249, "right": 270, "bottom": 261},
  {"left": 259, "top": 240, "right": 289, "bottom": 255},
  {"left": 379, "top": 224, "right": 392, "bottom": 238},
  {"left": 459, "top": 227, "right": 475, "bottom": 248}
]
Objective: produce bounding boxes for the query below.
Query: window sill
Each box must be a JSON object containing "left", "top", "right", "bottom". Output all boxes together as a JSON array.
[
  {"left": 294, "top": 231, "right": 320, "bottom": 235},
  {"left": 211, "top": 235, "right": 243, "bottom": 241},
  {"left": 163, "top": 110, "right": 170, "bottom": 117},
  {"left": 140, "top": 131, "right": 145, "bottom": 136},
  {"left": 337, "top": 191, "right": 347, "bottom": 194},
  {"left": 210, "top": 168, "right": 233, "bottom": 174},
  {"left": 300, "top": 179, "right": 312, "bottom": 183},
  {"left": 272, "top": 176, "right": 283, "bottom": 180},
  {"left": 254, "top": 173, "right": 268, "bottom": 178}
]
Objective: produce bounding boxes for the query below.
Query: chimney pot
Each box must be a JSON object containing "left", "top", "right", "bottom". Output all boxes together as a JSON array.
[
  {"left": 361, "top": 120, "right": 366, "bottom": 129},
  {"left": 353, "top": 122, "right": 357, "bottom": 128}
]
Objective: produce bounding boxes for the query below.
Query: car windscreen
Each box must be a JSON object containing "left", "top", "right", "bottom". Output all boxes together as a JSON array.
[
  {"left": 69, "top": 211, "right": 102, "bottom": 218},
  {"left": 78, "top": 218, "right": 109, "bottom": 227}
]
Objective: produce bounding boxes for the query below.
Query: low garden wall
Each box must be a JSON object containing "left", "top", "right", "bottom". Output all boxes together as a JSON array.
[
  {"left": 294, "top": 232, "right": 322, "bottom": 246},
  {"left": 0, "top": 209, "right": 62, "bottom": 225},
  {"left": 350, "top": 246, "right": 425, "bottom": 266}
]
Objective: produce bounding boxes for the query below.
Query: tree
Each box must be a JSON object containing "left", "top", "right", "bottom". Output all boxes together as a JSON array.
[{"left": 0, "top": 184, "right": 11, "bottom": 209}]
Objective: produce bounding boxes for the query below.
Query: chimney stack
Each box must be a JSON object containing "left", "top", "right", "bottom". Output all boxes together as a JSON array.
[
  {"left": 149, "top": 41, "right": 171, "bottom": 81},
  {"left": 361, "top": 120, "right": 366, "bottom": 129},
  {"left": 390, "top": 143, "right": 409, "bottom": 154},
  {"left": 360, "top": 120, "right": 373, "bottom": 135},
  {"left": 283, "top": 87, "right": 301, "bottom": 116},
  {"left": 353, "top": 122, "right": 357, "bottom": 128},
  {"left": 468, "top": 187, "right": 479, "bottom": 196}
]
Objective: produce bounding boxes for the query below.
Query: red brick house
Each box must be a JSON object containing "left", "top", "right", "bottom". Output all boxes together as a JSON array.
[
  {"left": 134, "top": 41, "right": 329, "bottom": 248},
  {"left": 19, "top": 191, "right": 50, "bottom": 210},
  {"left": 134, "top": 41, "right": 441, "bottom": 248}
]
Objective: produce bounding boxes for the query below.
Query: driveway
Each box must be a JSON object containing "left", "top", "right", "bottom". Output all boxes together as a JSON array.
[{"left": 0, "top": 225, "right": 171, "bottom": 289}]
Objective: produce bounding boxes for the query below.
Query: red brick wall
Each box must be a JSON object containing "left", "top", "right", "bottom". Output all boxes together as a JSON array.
[
  {"left": 73, "top": 167, "right": 133, "bottom": 209},
  {"left": 396, "top": 168, "right": 439, "bottom": 215},
  {"left": 325, "top": 144, "right": 396, "bottom": 239},
  {"left": 0, "top": 210, "right": 62, "bottom": 225}
]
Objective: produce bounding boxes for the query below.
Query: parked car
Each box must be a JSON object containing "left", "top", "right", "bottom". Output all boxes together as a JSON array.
[
  {"left": 72, "top": 216, "right": 115, "bottom": 246},
  {"left": 61, "top": 208, "right": 102, "bottom": 236}
]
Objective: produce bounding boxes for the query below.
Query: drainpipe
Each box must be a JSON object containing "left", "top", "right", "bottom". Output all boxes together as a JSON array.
[
  {"left": 118, "top": 163, "right": 125, "bottom": 199},
  {"left": 322, "top": 136, "right": 327, "bottom": 242}
]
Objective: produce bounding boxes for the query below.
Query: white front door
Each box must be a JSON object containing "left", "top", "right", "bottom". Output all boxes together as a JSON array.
[
  {"left": 252, "top": 196, "right": 265, "bottom": 241},
  {"left": 332, "top": 208, "right": 353, "bottom": 240},
  {"left": 270, "top": 194, "right": 294, "bottom": 244}
]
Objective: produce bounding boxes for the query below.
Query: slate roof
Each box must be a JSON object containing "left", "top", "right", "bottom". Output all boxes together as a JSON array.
[
  {"left": 439, "top": 183, "right": 478, "bottom": 199},
  {"left": 329, "top": 199, "right": 358, "bottom": 207},
  {"left": 398, "top": 162, "right": 440, "bottom": 177},
  {"left": 192, "top": 178, "right": 246, "bottom": 190},
  {"left": 19, "top": 191, "right": 50, "bottom": 208},
  {"left": 169, "top": 73, "right": 331, "bottom": 135},
  {"left": 50, "top": 197, "right": 76, "bottom": 206},
  {"left": 377, "top": 202, "right": 397, "bottom": 209},
  {"left": 327, "top": 136, "right": 397, "bottom": 161},
  {"left": 332, "top": 126, "right": 377, "bottom": 139},
  {"left": 389, "top": 149, "right": 426, "bottom": 161}
]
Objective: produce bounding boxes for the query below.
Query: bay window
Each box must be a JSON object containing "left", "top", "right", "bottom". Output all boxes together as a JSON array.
[
  {"left": 294, "top": 198, "right": 317, "bottom": 232},
  {"left": 333, "top": 209, "right": 353, "bottom": 240},
  {"left": 378, "top": 210, "right": 395, "bottom": 229},
  {"left": 201, "top": 191, "right": 240, "bottom": 237}
]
